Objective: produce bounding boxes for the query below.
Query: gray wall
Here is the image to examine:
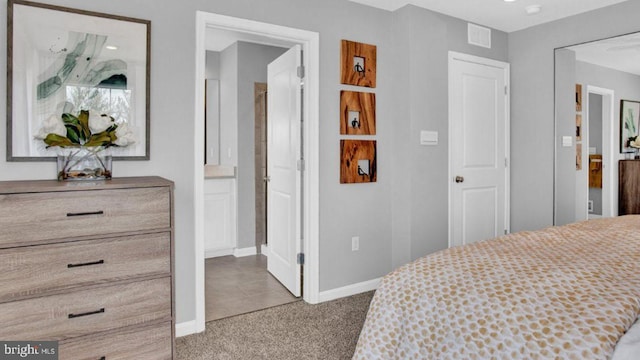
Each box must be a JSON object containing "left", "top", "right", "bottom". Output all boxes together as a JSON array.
[
  {"left": 509, "top": 0, "right": 640, "bottom": 232},
  {"left": 553, "top": 49, "right": 577, "bottom": 226},
  {"left": 205, "top": 51, "right": 220, "bottom": 79},
  {"left": 236, "top": 42, "right": 287, "bottom": 250},
  {"left": 390, "top": 6, "right": 509, "bottom": 267}
]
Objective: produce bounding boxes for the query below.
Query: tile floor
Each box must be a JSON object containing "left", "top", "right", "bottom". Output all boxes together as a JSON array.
[{"left": 205, "top": 254, "right": 299, "bottom": 321}]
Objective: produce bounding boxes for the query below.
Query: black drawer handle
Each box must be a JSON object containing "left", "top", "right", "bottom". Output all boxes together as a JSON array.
[
  {"left": 99, "top": 357, "right": 106, "bottom": 360},
  {"left": 67, "top": 260, "right": 105, "bottom": 268},
  {"left": 66, "top": 210, "right": 104, "bottom": 217},
  {"left": 68, "top": 308, "right": 105, "bottom": 319}
]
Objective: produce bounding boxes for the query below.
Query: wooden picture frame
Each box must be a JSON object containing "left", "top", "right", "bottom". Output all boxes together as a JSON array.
[
  {"left": 620, "top": 99, "right": 640, "bottom": 153},
  {"left": 575, "top": 84, "right": 582, "bottom": 112},
  {"left": 340, "top": 91, "right": 376, "bottom": 135},
  {"left": 340, "top": 140, "right": 377, "bottom": 184},
  {"left": 7, "top": 0, "right": 151, "bottom": 160},
  {"left": 576, "top": 143, "right": 582, "bottom": 170},
  {"left": 340, "top": 40, "right": 376, "bottom": 88},
  {"left": 576, "top": 114, "right": 582, "bottom": 141}
]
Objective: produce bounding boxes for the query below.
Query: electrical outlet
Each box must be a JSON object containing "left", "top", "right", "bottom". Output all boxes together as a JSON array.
[{"left": 352, "top": 236, "right": 359, "bottom": 251}]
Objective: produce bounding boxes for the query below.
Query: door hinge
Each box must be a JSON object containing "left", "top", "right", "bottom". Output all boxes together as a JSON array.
[
  {"left": 505, "top": 158, "right": 508, "bottom": 167},
  {"left": 504, "top": 86, "right": 508, "bottom": 95},
  {"left": 297, "top": 65, "right": 305, "bottom": 79},
  {"left": 297, "top": 253, "right": 305, "bottom": 265},
  {"left": 297, "top": 159, "right": 305, "bottom": 171}
]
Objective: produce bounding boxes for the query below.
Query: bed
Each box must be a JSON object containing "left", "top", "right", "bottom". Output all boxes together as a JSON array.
[{"left": 353, "top": 215, "right": 640, "bottom": 359}]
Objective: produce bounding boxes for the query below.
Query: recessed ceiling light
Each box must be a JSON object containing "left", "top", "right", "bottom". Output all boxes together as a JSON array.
[
  {"left": 504, "top": 0, "right": 517, "bottom": 2},
  {"left": 105, "top": 45, "right": 118, "bottom": 50},
  {"left": 525, "top": 4, "right": 542, "bottom": 15}
]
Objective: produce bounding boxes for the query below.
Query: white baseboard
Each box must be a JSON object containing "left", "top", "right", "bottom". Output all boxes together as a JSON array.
[
  {"left": 261, "top": 244, "right": 269, "bottom": 257},
  {"left": 317, "top": 277, "right": 381, "bottom": 303},
  {"left": 205, "top": 248, "right": 234, "bottom": 259},
  {"left": 205, "top": 246, "right": 260, "bottom": 258},
  {"left": 233, "top": 246, "right": 258, "bottom": 257},
  {"left": 176, "top": 320, "right": 201, "bottom": 337}
]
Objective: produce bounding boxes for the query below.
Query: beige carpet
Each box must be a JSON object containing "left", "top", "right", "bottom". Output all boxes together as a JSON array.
[{"left": 176, "top": 291, "right": 374, "bottom": 360}]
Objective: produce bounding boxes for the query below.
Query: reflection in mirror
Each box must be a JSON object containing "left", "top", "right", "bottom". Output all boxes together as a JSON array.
[
  {"left": 204, "top": 49, "right": 221, "bottom": 166},
  {"left": 205, "top": 79, "right": 220, "bottom": 165},
  {"left": 554, "top": 32, "right": 640, "bottom": 225}
]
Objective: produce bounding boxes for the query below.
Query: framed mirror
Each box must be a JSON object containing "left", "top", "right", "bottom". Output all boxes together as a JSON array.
[
  {"left": 7, "top": 0, "right": 150, "bottom": 161},
  {"left": 554, "top": 31, "right": 640, "bottom": 225}
]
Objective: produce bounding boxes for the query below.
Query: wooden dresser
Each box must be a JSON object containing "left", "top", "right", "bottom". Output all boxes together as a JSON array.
[
  {"left": 0, "top": 176, "right": 175, "bottom": 359},
  {"left": 619, "top": 160, "right": 640, "bottom": 215}
]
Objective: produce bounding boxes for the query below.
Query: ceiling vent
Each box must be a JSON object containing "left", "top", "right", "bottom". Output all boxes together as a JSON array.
[{"left": 468, "top": 23, "right": 491, "bottom": 49}]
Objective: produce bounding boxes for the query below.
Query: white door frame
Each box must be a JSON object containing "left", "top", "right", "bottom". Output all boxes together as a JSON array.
[
  {"left": 447, "top": 51, "right": 510, "bottom": 247},
  {"left": 584, "top": 85, "right": 615, "bottom": 219},
  {"left": 192, "top": 12, "right": 320, "bottom": 334}
]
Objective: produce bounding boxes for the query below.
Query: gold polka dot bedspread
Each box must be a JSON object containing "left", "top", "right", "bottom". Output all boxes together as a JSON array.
[{"left": 353, "top": 216, "right": 640, "bottom": 359}]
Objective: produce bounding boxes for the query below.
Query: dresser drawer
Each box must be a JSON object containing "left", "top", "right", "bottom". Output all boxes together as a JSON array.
[
  {"left": 60, "top": 322, "right": 172, "bottom": 360},
  {"left": 0, "top": 277, "right": 171, "bottom": 341},
  {"left": 0, "top": 187, "right": 171, "bottom": 247},
  {"left": 0, "top": 233, "right": 170, "bottom": 303}
]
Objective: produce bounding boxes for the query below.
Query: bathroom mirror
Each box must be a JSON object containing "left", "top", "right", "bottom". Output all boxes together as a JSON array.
[
  {"left": 205, "top": 79, "right": 220, "bottom": 165},
  {"left": 554, "top": 32, "right": 640, "bottom": 225}
]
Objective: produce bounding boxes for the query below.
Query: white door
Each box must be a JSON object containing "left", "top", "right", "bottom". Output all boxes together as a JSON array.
[
  {"left": 267, "top": 45, "right": 302, "bottom": 297},
  {"left": 449, "top": 52, "right": 509, "bottom": 247}
]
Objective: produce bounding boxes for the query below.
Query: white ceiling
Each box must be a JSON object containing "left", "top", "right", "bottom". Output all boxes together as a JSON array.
[{"left": 348, "top": 0, "right": 628, "bottom": 32}]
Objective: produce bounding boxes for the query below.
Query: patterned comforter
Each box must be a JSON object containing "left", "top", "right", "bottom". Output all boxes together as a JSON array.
[{"left": 353, "top": 216, "right": 640, "bottom": 359}]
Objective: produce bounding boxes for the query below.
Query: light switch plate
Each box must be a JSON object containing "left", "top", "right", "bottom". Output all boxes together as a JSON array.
[{"left": 420, "top": 131, "right": 438, "bottom": 145}]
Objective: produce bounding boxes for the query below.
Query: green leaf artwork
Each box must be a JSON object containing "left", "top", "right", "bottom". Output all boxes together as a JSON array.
[
  {"left": 36, "top": 34, "right": 128, "bottom": 101},
  {"left": 621, "top": 100, "right": 640, "bottom": 153},
  {"left": 624, "top": 107, "right": 637, "bottom": 136}
]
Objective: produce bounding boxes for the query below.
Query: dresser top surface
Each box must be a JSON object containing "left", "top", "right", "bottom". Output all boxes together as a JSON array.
[{"left": 0, "top": 176, "right": 173, "bottom": 194}]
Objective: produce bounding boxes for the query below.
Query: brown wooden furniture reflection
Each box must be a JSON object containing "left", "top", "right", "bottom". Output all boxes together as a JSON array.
[
  {"left": 589, "top": 154, "right": 602, "bottom": 188},
  {"left": 0, "top": 176, "right": 175, "bottom": 359},
  {"left": 619, "top": 160, "right": 640, "bottom": 215}
]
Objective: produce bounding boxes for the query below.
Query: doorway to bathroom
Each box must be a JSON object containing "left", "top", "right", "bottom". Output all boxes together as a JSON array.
[
  {"left": 192, "top": 11, "right": 320, "bottom": 333},
  {"left": 202, "top": 41, "right": 298, "bottom": 321}
]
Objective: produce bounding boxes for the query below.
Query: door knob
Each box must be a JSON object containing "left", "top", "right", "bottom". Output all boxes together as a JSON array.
[{"left": 455, "top": 176, "right": 464, "bottom": 183}]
